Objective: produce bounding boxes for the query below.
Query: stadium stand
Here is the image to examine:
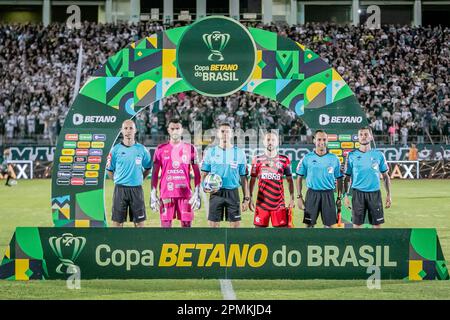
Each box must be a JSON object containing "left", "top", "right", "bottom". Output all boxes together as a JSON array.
[{"left": 0, "top": 22, "right": 448, "bottom": 145}]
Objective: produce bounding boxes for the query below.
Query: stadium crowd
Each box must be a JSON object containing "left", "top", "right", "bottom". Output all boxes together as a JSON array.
[{"left": 0, "top": 21, "right": 448, "bottom": 145}]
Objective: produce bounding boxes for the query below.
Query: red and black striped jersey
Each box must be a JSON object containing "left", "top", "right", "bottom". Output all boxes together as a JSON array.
[{"left": 251, "top": 154, "right": 292, "bottom": 211}]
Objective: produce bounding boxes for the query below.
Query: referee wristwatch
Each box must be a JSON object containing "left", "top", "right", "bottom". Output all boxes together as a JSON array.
[
  {"left": 243, "top": 197, "right": 250, "bottom": 202},
  {"left": 296, "top": 194, "right": 303, "bottom": 199}
]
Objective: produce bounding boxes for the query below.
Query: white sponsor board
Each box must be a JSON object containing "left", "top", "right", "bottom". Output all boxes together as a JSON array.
[
  {"left": 9, "top": 160, "right": 34, "bottom": 179},
  {"left": 386, "top": 161, "right": 419, "bottom": 179}
]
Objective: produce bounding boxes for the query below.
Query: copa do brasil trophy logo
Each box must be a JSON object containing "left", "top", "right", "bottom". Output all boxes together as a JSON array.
[
  {"left": 49, "top": 233, "right": 86, "bottom": 274},
  {"left": 177, "top": 16, "right": 257, "bottom": 97}
]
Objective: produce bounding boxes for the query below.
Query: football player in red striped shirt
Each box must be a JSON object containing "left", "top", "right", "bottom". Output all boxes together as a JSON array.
[{"left": 249, "top": 131, "right": 295, "bottom": 227}]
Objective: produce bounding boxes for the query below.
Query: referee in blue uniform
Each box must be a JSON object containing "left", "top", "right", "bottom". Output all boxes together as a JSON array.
[
  {"left": 296, "top": 130, "right": 343, "bottom": 228},
  {"left": 201, "top": 122, "right": 250, "bottom": 228},
  {"left": 106, "top": 120, "right": 152, "bottom": 227},
  {"left": 344, "top": 127, "right": 392, "bottom": 228}
]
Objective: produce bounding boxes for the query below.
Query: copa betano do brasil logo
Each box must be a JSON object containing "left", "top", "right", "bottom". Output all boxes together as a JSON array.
[
  {"left": 177, "top": 16, "right": 257, "bottom": 97},
  {"left": 47, "top": 233, "right": 399, "bottom": 274},
  {"left": 203, "top": 31, "right": 230, "bottom": 62},
  {"left": 49, "top": 233, "right": 86, "bottom": 274}
]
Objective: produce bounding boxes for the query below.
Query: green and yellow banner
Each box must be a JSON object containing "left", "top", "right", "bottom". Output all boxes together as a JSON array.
[{"left": 1, "top": 228, "right": 448, "bottom": 281}]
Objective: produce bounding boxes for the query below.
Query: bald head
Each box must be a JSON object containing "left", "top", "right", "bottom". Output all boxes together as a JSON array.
[
  {"left": 122, "top": 119, "right": 135, "bottom": 128},
  {"left": 121, "top": 120, "right": 136, "bottom": 143}
]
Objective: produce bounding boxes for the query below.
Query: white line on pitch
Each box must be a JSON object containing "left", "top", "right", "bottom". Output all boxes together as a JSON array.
[{"left": 219, "top": 279, "right": 237, "bottom": 300}]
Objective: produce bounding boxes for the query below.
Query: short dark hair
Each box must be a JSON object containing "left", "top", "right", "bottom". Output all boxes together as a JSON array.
[
  {"left": 314, "top": 129, "right": 326, "bottom": 137},
  {"left": 167, "top": 118, "right": 181, "bottom": 126},
  {"left": 218, "top": 121, "right": 232, "bottom": 129},
  {"left": 358, "top": 126, "right": 372, "bottom": 134},
  {"left": 265, "top": 130, "right": 279, "bottom": 138}
]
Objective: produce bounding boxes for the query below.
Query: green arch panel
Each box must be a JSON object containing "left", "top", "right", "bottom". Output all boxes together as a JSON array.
[{"left": 51, "top": 16, "right": 367, "bottom": 227}]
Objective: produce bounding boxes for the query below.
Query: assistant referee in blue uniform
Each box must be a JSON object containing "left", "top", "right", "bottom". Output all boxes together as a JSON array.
[
  {"left": 106, "top": 120, "right": 152, "bottom": 227},
  {"left": 296, "top": 130, "right": 343, "bottom": 228},
  {"left": 344, "top": 127, "right": 392, "bottom": 228}
]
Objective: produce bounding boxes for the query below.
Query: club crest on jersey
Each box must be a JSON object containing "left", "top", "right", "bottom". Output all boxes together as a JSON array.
[
  {"left": 173, "top": 161, "right": 180, "bottom": 168},
  {"left": 327, "top": 166, "right": 334, "bottom": 174},
  {"left": 135, "top": 157, "right": 142, "bottom": 165}
]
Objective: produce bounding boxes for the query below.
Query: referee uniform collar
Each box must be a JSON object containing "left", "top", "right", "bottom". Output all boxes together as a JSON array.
[
  {"left": 313, "top": 150, "right": 329, "bottom": 157},
  {"left": 218, "top": 144, "right": 234, "bottom": 151},
  {"left": 121, "top": 142, "right": 136, "bottom": 148}
]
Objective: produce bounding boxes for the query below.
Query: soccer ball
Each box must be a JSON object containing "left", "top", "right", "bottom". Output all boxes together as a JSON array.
[{"left": 203, "top": 173, "right": 222, "bottom": 193}]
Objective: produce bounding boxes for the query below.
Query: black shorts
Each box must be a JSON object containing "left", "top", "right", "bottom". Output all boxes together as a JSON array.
[
  {"left": 208, "top": 188, "right": 241, "bottom": 222},
  {"left": 304, "top": 189, "right": 337, "bottom": 227},
  {"left": 351, "top": 189, "right": 384, "bottom": 225},
  {"left": 112, "top": 185, "right": 146, "bottom": 223}
]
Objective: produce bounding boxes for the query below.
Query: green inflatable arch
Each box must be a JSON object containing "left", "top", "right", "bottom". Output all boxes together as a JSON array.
[{"left": 51, "top": 16, "right": 367, "bottom": 227}]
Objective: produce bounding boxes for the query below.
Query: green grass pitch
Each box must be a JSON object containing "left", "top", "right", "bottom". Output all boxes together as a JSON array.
[{"left": 0, "top": 179, "right": 449, "bottom": 300}]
